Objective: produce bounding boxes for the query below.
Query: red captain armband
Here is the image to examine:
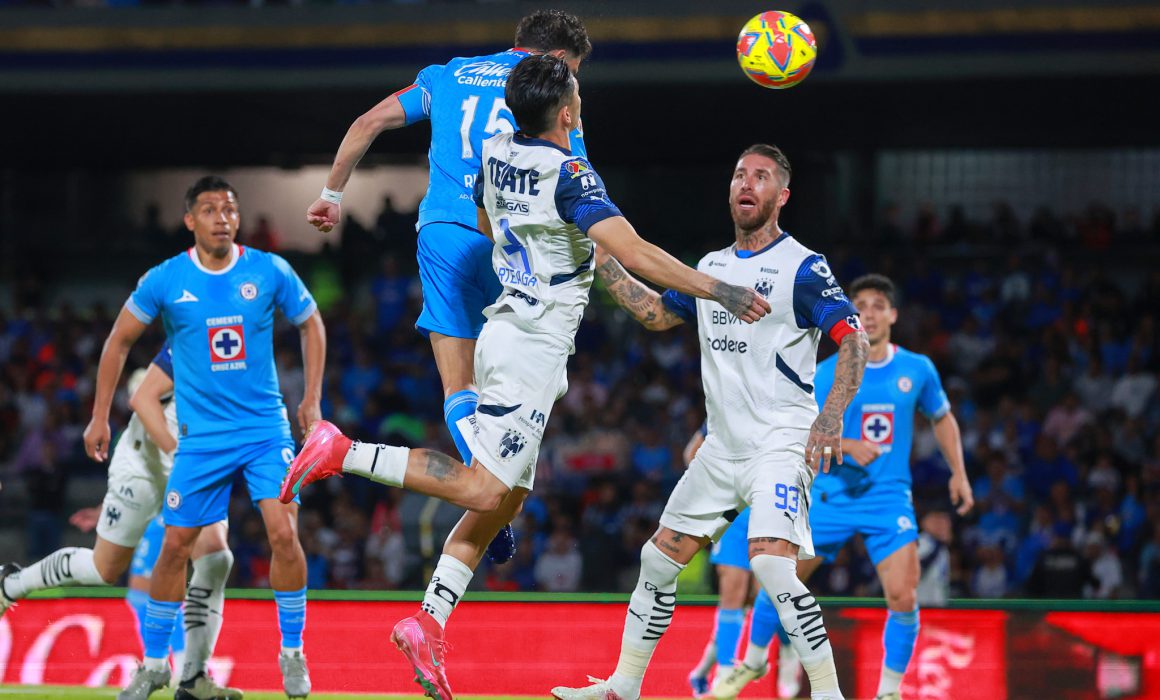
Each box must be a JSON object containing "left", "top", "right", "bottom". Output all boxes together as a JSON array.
[{"left": 828, "top": 315, "right": 862, "bottom": 344}]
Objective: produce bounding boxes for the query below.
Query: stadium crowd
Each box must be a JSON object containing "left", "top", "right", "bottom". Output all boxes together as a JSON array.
[{"left": 0, "top": 198, "right": 1157, "bottom": 601}]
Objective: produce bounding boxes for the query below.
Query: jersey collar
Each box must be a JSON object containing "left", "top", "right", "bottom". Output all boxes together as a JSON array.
[
  {"left": 866, "top": 343, "right": 897, "bottom": 369},
  {"left": 514, "top": 132, "right": 572, "bottom": 156},
  {"left": 187, "top": 243, "right": 242, "bottom": 275},
  {"left": 733, "top": 231, "right": 789, "bottom": 258}
]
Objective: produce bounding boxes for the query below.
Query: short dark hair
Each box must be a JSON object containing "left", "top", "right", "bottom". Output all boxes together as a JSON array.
[
  {"left": 184, "top": 176, "right": 237, "bottom": 211},
  {"left": 506, "top": 54, "right": 576, "bottom": 137},
  {"left": 849, "top": 273, "right": 897, "bottom": 306},
  {"left": 738, "top": 144, "right": 792, "bottom": 186},
  {"left": 515, "top": 10, "right": 592, "bottom": 61}
]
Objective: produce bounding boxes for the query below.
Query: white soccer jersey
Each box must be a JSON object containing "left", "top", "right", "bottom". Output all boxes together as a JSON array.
[
  {"left": 662, "top": 234, "right": 861, "bottom": 458},
  {"left": 118, "top": 400, "right": 180, "bottom": 475},
  {"left": 473, "top": 131, "right": 622, "bottom": 340}
]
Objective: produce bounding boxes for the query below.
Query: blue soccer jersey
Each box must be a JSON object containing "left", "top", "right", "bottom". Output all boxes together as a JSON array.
[
  {"left": 396, "top": 48, "right": 587, "bottom": 232},
  {"left": 813, "top": 343, "right": 950, "bottom": 497},
  {"left": 126, "top": 245, "right": 316, "bottom": 450}
]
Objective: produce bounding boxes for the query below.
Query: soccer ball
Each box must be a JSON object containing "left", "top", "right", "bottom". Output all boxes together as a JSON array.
[{"left": 736, "top": 11, "right": 817, "bottom": 89}]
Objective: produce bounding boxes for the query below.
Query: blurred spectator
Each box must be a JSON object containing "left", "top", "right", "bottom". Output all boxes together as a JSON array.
[
  {"left": 972, "top": 544, "right": 1009, "bottom": 598},
  {"left": 1082, "top": 531, "right": 1123, "bottom": 599},
  {"left": 1027, "top": 526, "right": 1090, "bottom": 598},
  {"left": 917, "top": 510, "right": 952, "bottom": 606},
  {"left": 534, "top": 529, "right": 582, "bottom": 592},
  {"left": 1042, "top": 393, "right": 1093, "bottom": 447}
]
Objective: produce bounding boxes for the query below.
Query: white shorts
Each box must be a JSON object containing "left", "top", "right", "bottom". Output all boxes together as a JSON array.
[
  {"left": 659, "top": 443, "right": 816, "bottom": 560},
  {"left": 469, "top": 310, "right": 571, "bottom": 492},
  {"left": 97, "top": 439, "right": 169, "bottom": 548}
]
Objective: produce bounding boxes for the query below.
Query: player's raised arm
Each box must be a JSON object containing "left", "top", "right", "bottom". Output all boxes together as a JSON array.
[
  {"left": 128, "top": 363, "right": 177, "bottom": 455},
  {"left": 84, "top": 307, "right": 149, "bottom": 462},
  {"left": 587, "top": 217, "right": 770, "bottom": 324},
  {"left": 593, "top": 245, "right": 688, "bottom": 331}
]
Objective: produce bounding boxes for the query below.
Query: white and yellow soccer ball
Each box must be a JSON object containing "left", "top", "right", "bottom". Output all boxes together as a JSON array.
[{"left": 736, "top": 10, "right": 818, "bottom": 89}]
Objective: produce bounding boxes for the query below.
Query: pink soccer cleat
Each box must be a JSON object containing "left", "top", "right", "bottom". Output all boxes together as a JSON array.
[
  {"left": 279, "top": 420, "right": 350, "bottom": 503},
  {"left": 392, "top": 611, "right": 454, "bottom": 700}
]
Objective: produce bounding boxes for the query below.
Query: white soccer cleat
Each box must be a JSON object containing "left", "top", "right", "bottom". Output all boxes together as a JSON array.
[
  {"left": 711, "top": 662, "right": 768, "bottom": 699},
  {"left": 0, "top": 562, "right": 21, "bottom": 617},
  {"left": 117, "top": 665, "right": 172, "bottom": 700},
  {"left": 280, "top": 650, "right": 312, "bottom": 699},
  {"left": 777, "top": 647, "right": 802, "bottom": 698},
  {"left": 552, "top": 676, "right": 627, "bottom": 700},
  {"left": 875, "top": 693, "right": 902, "bottom": 700}
]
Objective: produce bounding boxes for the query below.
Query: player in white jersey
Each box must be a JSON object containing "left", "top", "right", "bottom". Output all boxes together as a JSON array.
[
  {"left": 552, "top": 144, "right": 871, "bottom": 700},
  {"left": 0, "top": 347, "right": 238, "bottom": 700},
  {"left": 281, "top": 55, "right": 770, "bottom": 700}
]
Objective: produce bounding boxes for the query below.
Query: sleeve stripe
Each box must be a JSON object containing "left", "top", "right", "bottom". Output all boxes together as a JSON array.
[
  {"left": 124, "top": 299, "right": 154, "bottom": 324},
  {"left": 290, "top": 301, "right": 318, "bottom": 326}
]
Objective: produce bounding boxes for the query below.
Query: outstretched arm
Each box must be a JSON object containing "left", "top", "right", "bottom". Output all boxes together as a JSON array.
[
  {"left": 806, "top": 330, "right": 870, "bottom": 473},
  {"left": 296, "top": 310, "right": 326, "bottom": 434},
  {"left": 587, "top": 217, "right": 770, "bottom": 323},
  {"left": 594, "top": 247, "right": 687, "bottom": 331},
  {"left": 307, "top": 94, "right": 409, "bottom": 233}
]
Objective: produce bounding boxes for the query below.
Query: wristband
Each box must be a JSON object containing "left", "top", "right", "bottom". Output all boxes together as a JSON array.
[{"left": 320, "top": 187, "right": 343, "bottom": 205}]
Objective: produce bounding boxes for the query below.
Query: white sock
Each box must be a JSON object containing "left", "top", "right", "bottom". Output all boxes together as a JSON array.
[
  {"left": 281, "top": 646, "right": 304, "bottom": 656},
  {"left": 610, "top": 541, "right": 684, "bottom": 699},
  {"left": 143, "top": 656, "right": 169, "bottom": 673},
  {"left": 420, "top": 554, "right": 474, "bottom": 628},
  {"left": 743, "top": 641, "right": 770, "bottom": 669},
  {"left": 877, "top": 667, "right": 904, "bottom": 695},
  {"left": 749, "top": 555, "right": 842, "bottom": 699},
  {"left": 342, "top": 441, "right": 409, "bottom": 487},
  {"left": 182, "top": 549, "right": 233, "bottom": 682},
  {"left": 171, "top": 651, "right": 185, "bottom": 678},
  {"left": 692, "top": 637, "right": 716, "bottom": 677},
  {"left": 4, "top": 547, "right": 107, "bottom": 598}
]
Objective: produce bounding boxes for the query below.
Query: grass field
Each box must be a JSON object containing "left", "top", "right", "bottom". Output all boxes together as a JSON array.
[{"left": 0, "top": 688, "right": 541, "bottom": 700}]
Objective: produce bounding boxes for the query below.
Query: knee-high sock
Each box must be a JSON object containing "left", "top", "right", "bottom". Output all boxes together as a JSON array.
[
  {"left": 609, "top": 541, "right": 684, "bottom": 699},
  {"left": 126, "top": 589, "right": 150, "bottom": 650},
  {"left": 714, "top": 607, "right": 746, "bottom": 668},
  {"left": 274, "top": 587, "right": 307, "bottom": 653},
  {"left": 2, "top": 547, "right": 107, "bottom": 599},
  {"left": 444, "top": 390, "right": 478, "bottom": 463},
  {"left": 421, "top": 554, "right": 474, "bottom": 629},
  {"left": 743, "top": 588, "right": 780, "bottom": 668},
  {"left": 142, "top": 598, "right": 182, "bottom": 671},
  {"left": 750, "top": 555, "right": 842, "bottom": 699},
  {"left": 878, "top": 608, "right": 920, "bottom": 695},
  {"left": 183, "top": 550, "right": 233, "bottom": 681}
]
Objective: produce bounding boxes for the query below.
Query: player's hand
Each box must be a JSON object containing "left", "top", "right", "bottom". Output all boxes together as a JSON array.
[
  {"left": 806, "top": 410, "right": 843, "bottom": 474},
  {"left": 711, "top": 281, "right": 771, "bottom": 324},
  {"left": 83, "top": 418, "right": 111, "bottom": 462},
  {"left": 297, "top": 397, "right": 322, "bottom": 438},
  {"left": 842, "top": 439, "right": 881, "bottom": 467},
  {"left": 949, "top": 473, "right": 975, "bottom": 516},
  {"left": 69, "top": 507, "right": 101, "bottom": 533},
  {"left": 306, "top": 199, "right": 341, "bottom": 233}
]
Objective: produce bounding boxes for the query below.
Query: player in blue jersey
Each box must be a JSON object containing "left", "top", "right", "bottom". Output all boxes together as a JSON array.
[
  {"left": 304, "top": 10, "right": 592, "bottom": 568},
  {"left": 2, "top": 346, "right": 239, "bottom": 700},
  {"left": 82, "top": 176, "right": 326, "bottom": 700},
  {"left": 724, "top": 274, "right": 975, "bottom": 700}
]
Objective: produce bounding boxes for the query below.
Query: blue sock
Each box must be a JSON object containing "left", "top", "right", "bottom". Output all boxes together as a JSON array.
[
  {"left": 444, "top": 390, "right": 478, "bottom": 463},
  {"left": 169, "top": 605, "right": 186, "bottom": 653},
  {"left": 274, "top": 587, "right": 307, "bottom": 650},
  {"left": 883, "top": 607, "right": 921, "bottom": 674},
  {"left": 751, "top": 588, "right": 781, "bottom": 648},
  {"left": 715, "top": 607, "right": 746, "bottom": 667},
  {"left": 126, "top": 589, "right": 149, "bottom": 648},
  {"left": 142, "top": 598, "right": 182, "bottom": 660}
]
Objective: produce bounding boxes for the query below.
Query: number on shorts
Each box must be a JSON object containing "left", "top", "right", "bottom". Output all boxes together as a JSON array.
[{"left": 775, "top": 483, "right": 800, "bottom": 514}]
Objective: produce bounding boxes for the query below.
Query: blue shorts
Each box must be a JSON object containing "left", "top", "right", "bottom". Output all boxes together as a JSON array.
[
  {"left": 710, "top": 508, "right": 751, "bottom": 570},
  {"left": 164, "top": 434, "right": 296, "bottom": 528},
  {"left": 415, "top": 222, "right": 502, "bottom": 340},
  {"left": 810, "top": 486, "right": 918, "bottom": 565},
  {"left": 130, "top": 516, "right": 166, "bottom": 578}
]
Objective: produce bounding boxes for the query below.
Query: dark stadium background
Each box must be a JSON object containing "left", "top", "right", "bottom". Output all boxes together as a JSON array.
[{"left": 1, "top": 0, "right": 1157, "bottom": 611}]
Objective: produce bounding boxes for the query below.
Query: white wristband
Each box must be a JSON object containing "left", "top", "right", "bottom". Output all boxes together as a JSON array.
[{"left": 320, "top": 187, "right": 343, "bottom": 205}]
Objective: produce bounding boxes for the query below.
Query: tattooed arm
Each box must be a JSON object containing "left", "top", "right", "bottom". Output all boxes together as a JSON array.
[
  {"left": 587, "top": 217, "right": 770, "bottom": 323},
  {"left": 594, "top": 248, "right": 687, "bottom": 331},
  {"left": 806, "top": 329, "right": 869, "bottom": 474}
]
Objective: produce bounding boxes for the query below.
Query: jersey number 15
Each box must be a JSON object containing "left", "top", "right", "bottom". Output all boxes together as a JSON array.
[{"left": 459, "top": 96, "right": 514, "bottom": 160}]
